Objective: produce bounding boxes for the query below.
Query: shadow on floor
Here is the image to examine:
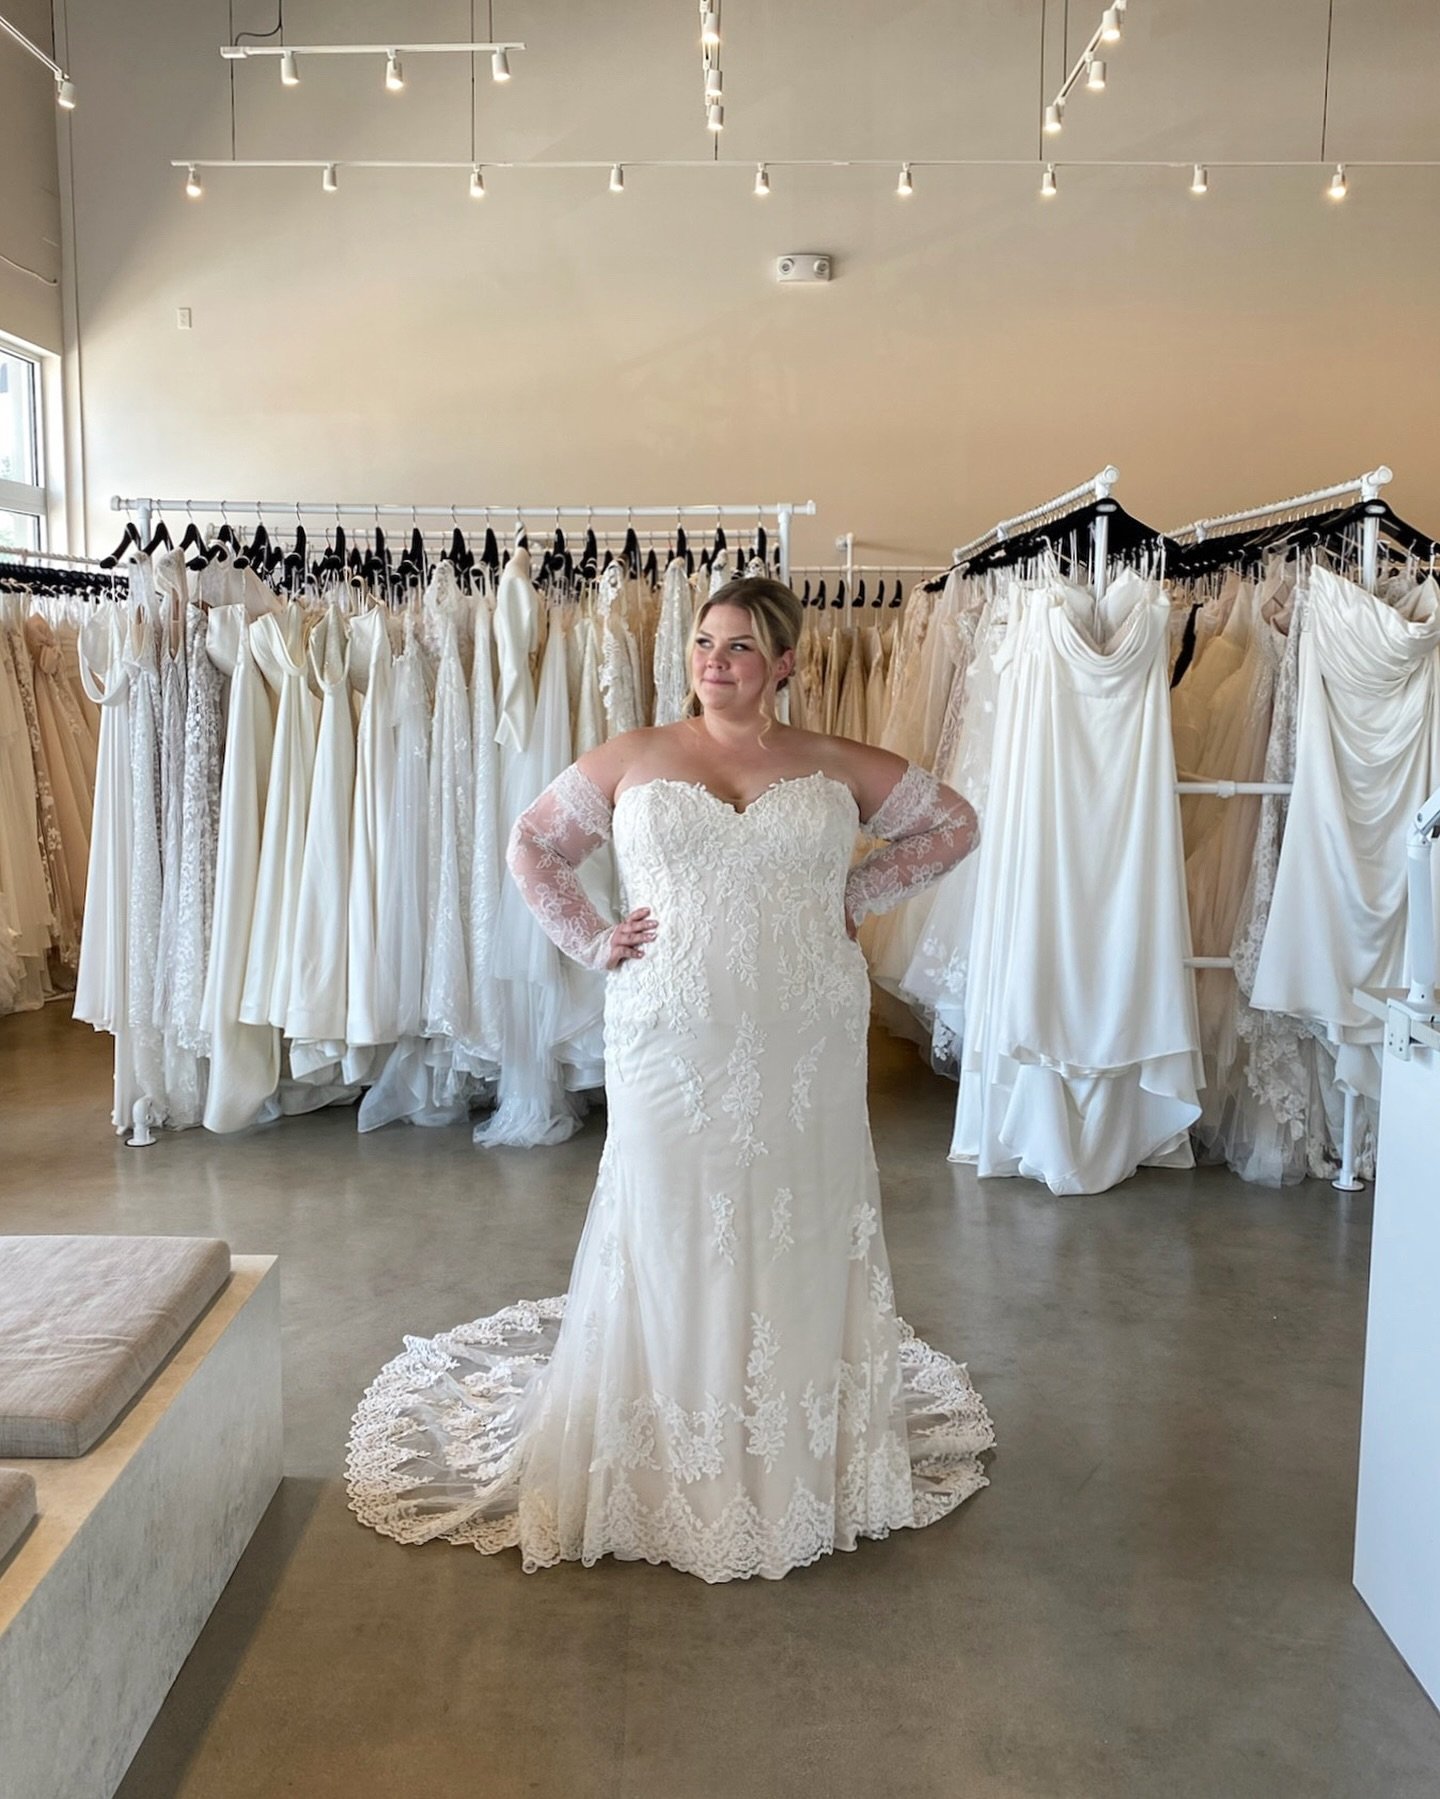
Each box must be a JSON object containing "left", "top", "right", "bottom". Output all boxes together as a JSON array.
[{"left": 116, "top": 1478, "right": 325, "bottom": 1797}]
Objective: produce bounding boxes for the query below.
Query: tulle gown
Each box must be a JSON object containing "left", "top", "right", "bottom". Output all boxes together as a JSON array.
[{"left": 348, "top": 766, "right": 993, "bottom": 1582}]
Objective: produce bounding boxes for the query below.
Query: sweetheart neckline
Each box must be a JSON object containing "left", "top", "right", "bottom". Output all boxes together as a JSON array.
[{"left": 613, "top": 771, "right": 859, "bottom": 821}]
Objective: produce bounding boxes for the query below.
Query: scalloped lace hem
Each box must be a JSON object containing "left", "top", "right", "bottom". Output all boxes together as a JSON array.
[{"left": 346, "top": 1299, "right": 993, "bottom": 1583}]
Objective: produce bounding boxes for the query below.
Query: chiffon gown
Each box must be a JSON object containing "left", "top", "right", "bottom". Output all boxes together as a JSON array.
[{"left": 348, "top": 763, "right": 994, "bottom": 1583}]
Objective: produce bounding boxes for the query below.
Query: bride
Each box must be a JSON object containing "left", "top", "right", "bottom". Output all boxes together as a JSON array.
[{"left": 348, "top": 577, "right": 994, "bottom": 1582}]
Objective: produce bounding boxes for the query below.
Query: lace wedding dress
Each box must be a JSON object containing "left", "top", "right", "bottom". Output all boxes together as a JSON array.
[{"left": 348, "top": 763, "right": 994, "bottom": 1582}]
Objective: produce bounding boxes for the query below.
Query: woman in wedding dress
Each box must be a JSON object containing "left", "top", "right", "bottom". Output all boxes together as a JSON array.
[{"left": 348, "top": 577, "right": 993, "bottom": 1582}]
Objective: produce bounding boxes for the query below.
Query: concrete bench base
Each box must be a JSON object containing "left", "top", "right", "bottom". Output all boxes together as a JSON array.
[{"left": 0, "top": 1256, "right": 282, "bottom": 1799}]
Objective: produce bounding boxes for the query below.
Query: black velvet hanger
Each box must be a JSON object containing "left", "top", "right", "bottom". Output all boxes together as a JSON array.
[{"left": 100, "top": 522, "right": 141, "bottom": 569}]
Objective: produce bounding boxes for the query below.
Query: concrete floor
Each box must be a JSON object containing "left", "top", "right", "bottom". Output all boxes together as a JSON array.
[{"left": 2, "top": 1001, "right": 1438, "bottom": 1798}]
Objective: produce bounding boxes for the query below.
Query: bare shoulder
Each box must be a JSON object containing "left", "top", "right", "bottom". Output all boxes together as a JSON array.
[
  {"left": 576, "top": 723, "right": 688, "bottom": 801},
  {"left": 803, "top": 732, "right": 908, "bottom": 814}
]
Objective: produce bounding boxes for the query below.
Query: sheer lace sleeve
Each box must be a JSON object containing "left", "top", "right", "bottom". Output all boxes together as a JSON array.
[
  {"left": 506, "top": 764, "right": 617, "bottom": 969},
  {"left": 844, "top": 762, "right": 978, "bottom": 927}
]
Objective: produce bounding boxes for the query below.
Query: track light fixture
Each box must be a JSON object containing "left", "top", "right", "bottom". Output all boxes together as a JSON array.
[
  {"left": 470, "top": 164, "right": 485, "bottom": 198},
  {"left": 1328, "top": 162, "right": 1348, "bottom": 200},
  {"left": 707, "top": 101, "right": 724, "bottom": 131},
  {"left": 609, "top": 163, "right": 625, "bottom": 193},
  {"left": 279, "top": 49, "right": 299, "bottom": 85},
  {"left": 491, "top": 47, "right": 511, "bottom": 81},
  {"left": 1190, "top": 163, "right": 1208, "bottom": 195},
  {"left": 322, "top": 162, "right": 339, "bottom": 193},
  {"left": 701, "top": 8, "right": 721, "bottom": 47},
  {"left": 706, "top": 66, "right": 722, "bottom": 100},
  {"left": 184, "top": 164, "right": 202, "bottom": 198},
  {"left": 56, "top": 73, "right": 76, "bottom": 109},
  {"left": 1041, "top": 162, "right": 1058, "bottom": 198},
  {"left": 0, "top": 13, "right": 77, "bottom": 107},
  {"left": 1043, "top": 2, "right": 1124, "bottom": 141},
  {"left": 754, "top": 162, "right": 770, "bottom": 196},
  {"left": 897, "top": 162, "right": 914, "bottom": 197},
  {"left": 384, "top": 51, "right": 404, "bottom": 91}
]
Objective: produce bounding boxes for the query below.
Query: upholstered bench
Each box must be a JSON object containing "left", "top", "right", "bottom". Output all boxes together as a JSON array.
[
  {"left": 0, "top": 1468, "right": 37, "bottom": 1567},
  {"left": 0, "top": 1235, "right": 231, "bottom": 1458},
  {"left": 0, "top": 1241, "right": 281, "bottom": 1799}
]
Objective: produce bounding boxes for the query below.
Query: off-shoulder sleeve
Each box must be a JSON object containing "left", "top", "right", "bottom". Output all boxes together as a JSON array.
[
  {"left": 844, "top": 762, "right": 978, "bottom": 927},
  {"left": 505, "top": 764, "right": 617, "bottom": 969}
]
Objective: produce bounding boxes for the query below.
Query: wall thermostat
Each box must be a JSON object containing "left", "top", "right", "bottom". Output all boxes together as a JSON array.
[{"left": 776, "top": 253, "right": 832, "bottom": 284}]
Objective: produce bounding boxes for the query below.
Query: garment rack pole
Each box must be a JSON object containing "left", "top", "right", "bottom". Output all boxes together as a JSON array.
[
  {"left": 953, "top": 466, "right": 1119, "bottom": 563},
  {"left": 1169, "top": 467, "right": 1393, "bottom": 542},
  {"left": 111, "top": 498, "right": 816, "bottom": 586}
]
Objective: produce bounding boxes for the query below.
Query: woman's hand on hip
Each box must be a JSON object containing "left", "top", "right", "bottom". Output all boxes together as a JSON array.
[{"left": 607, "top": 907, "right": 658, "bottom": 970}]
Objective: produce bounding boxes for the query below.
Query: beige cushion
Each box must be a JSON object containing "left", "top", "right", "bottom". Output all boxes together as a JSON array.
[
  {"left": 0, "top": 1237, "right": 231, "bottom": 1458},
  {"left": 0, "top": 1467, "right": 37, "bottom": 1564}
]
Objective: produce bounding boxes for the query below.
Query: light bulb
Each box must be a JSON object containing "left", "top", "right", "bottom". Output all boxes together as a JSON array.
[
  {"left": 280, "top": 49, "right": 299, "bottom": 86},
  {"left": 706, "top": 66, "right": 723, "bottom": 100},
  {"left": 1328, "top": 162, "right": 1347, "bottom": 200},
  {"left": 322, "top": 162, "right": 339, "bottom": 193},
  {"left": 470, "top": 165, "right": 486, "bottom": 199},
  {"left": 1041, "top": 162, "right": 1058, "bottom": 198},
  {"left": 701, "top": 9, "right": 721, "bottom": 47},
  {"left": 897, "top": 162, "right": 914, "bottom": 197},
  {"left": 754, "top": 162, "right": 770, "bottom": 197},
  {"left": 491, "top": 47, "right": 511, "bottom": 81},
  {"left": 385, "top": 51, "right": 404, "bottom": 92},
  {"left": 184, "top": 164, "right": 202, "bottom": 199},
  {"left": 1101, "top": 7, "right": 1122, "bottom": 42},
  {"left": 707, "top": 101, "right": 724, "bottom": 131},
  {"left": 1190, "top": 163, "right": 1208, "bottom": 195},
  {"left": 1087, "top": 58, "right": 1107, "bottom": 90},
  {"left": 55, "top": 75, "right": 76, "bottom": 110},
  {"left": 609, "top": 163, "right": 625, "bottom": 193},
  {"left": 1043, "top": 101, "right": 1063, "bottom": 135}
]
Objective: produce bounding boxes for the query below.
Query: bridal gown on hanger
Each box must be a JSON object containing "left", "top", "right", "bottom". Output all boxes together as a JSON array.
[
  {"left": 1249, "top": 565, "right": 1440, "bottom": 1100},
  {"left": 952, "top": 570, "right": 1202, "bottom": 1195},
  {"left": 348, "top": 763, "right": 993, "bottom": 1582}
]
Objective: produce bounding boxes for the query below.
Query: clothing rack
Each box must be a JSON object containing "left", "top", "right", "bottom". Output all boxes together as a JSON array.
[
  {"left": 109, "top": 498, "right": 818, "bottom": 586},
  {"left": 952, "top": 466, "right": 1121, "bottom": 601}
]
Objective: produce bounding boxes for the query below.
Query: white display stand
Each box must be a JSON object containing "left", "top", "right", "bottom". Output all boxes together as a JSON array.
[{"left": 1353, "top": 988, "right": 1440, "bottom": 1713}]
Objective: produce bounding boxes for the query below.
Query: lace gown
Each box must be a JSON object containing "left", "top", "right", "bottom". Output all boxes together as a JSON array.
[{"left": 348, "top": 764, "right": 993, "bottom": 1582}]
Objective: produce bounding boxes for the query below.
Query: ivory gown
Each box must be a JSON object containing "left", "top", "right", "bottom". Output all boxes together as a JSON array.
[{"left": 348, "top": 762, "right": 994, "bottom": 1581}]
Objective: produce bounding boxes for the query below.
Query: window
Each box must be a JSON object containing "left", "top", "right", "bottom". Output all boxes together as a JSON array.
[{"left": 0, "top": 345, "right": 44, "bottom": 553}]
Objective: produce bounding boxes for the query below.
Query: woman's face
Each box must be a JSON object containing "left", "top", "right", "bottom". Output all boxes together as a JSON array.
[{"left": 692, "top": 604, "right": 794, "bottom": 714}]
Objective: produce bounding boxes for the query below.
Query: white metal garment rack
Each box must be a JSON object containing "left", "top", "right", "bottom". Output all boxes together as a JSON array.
[
  {"left": 109, "top": 498, "right": 817, "bottom": 586},
  {"left": 1169, "top": 465, "right": 1400, "bottom": 1193},
  {"left": 953, "top": 465, "right": 1121, "bottom": 601}
]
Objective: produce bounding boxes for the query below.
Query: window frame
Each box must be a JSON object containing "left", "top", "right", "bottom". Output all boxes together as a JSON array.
[{"left": 0, "top": 334, "right": 49, "bottom": 552}]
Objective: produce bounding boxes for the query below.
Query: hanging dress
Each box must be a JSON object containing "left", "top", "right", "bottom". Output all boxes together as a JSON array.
[
  {"left": 1249, "top": 566, "right": 1440, "bottom": 1101},
  {"left": 952, "top": 571, "right": 1202, "bottom": 1194},
  {"left": 200, "top": 606, "right": 280, "bottom": 1134},
  {"left": 74, "top": 600, "right": 137, "bottom": 1124},
  {"left": 287, "top": 604, "right": 357, "bottom": 1081}
]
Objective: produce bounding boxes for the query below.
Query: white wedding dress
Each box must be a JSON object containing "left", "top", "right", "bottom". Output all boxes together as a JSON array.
[{"left": 348, "top": 763, "right": 993, "bottom": 1582}]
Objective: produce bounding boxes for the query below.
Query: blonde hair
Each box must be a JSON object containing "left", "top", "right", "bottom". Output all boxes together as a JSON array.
[{"left": 686, "top": 576, "right": 805, "bottom": 722}]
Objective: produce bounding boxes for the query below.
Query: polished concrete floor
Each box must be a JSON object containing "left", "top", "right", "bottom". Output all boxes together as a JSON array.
[{"left": 2, "top": 1000, "right": 1438, "bottom": 1798}]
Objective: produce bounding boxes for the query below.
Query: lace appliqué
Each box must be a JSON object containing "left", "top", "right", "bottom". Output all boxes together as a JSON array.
[
  {"left": 789, "top": 1037, "right": 826, "bottom": 1129},
  {"left": 721, "top": 1015, "right": 768, "bottom": 1167},
  {"left": 740, "top": 1314, "right": 786, "bottom": 1473},
  {"left": 673, "top": 1056, "right": 710, "bottom": 1133},
  {"left": 709, "top": 1191, "right": 738, "bottom": 1266},
  {"left": 769, "top": 1187, "right": 795, "bottom": 1256}
]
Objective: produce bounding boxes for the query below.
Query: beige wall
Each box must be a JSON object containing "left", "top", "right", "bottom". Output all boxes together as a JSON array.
[
  {"left": 0, "top": 0, "right": 62, "bottom": 353},
  {"left": 46, "top": 0, "right": 1440, "bottom": 563}
]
